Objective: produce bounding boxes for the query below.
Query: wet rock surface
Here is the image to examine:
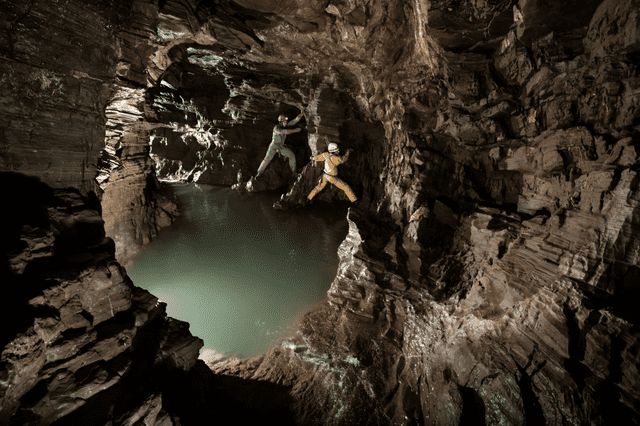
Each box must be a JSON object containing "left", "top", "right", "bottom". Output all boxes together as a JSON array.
[{"left": 1, "top": 0, "right": 640, "bottom": 424}]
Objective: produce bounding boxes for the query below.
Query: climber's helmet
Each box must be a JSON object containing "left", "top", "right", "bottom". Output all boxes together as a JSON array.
[
  {"left": 278, "top": 114, "right": 288, "bottom": 124},
  {"left": 328, "top": 143, "right": 339, "bottom": 153}
]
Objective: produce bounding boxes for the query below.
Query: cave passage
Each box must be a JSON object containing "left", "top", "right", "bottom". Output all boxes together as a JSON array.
[{"left": 127, "top": 182, "right": 349, "bottom": 357}]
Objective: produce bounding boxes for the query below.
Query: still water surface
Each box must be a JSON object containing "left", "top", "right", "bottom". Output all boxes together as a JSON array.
[{"left": 127, "top": 182, "right": 349, "bottom": 358}]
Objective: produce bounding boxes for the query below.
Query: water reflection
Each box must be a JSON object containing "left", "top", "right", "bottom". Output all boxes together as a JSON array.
[{"left": 127, "top": 183, "right": 349, "bottom": 358}]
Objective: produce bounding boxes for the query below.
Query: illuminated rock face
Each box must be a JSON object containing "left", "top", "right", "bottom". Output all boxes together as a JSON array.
[{"left": 2, "top": 0, "right": 640, "bottom": 424}]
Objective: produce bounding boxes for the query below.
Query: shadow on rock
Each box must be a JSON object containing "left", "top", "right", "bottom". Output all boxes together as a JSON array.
[{"left": 167, "top": 361, "right": 297, "bottom": 425}]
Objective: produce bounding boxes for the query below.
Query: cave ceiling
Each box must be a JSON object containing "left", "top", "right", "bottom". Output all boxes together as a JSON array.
[{"left": 151, "top": 0, "right": 443, "bottom": 119}]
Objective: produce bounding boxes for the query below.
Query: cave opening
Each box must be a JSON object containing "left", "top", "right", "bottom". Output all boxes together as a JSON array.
[{"left": 98, "top": 21, "right": 364, "bottom": 359}]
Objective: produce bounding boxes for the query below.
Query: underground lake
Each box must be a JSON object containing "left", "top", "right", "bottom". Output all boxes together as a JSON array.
[{"left": 126, "top": 182, "right": 350, "bottom": 358}]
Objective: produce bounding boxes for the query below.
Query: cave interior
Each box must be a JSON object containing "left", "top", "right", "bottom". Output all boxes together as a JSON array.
[{"left": 1, "top": 0, "right": 640, "bottom": 425}]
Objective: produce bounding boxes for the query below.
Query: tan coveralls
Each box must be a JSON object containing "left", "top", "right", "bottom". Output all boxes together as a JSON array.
[{"left": 307, "top": 151, "right": 357, "bottom": 202}]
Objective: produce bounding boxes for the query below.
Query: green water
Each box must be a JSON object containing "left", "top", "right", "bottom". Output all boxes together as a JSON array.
[{"left": 127, "top": 182, "right": 349, "bottom": 358}]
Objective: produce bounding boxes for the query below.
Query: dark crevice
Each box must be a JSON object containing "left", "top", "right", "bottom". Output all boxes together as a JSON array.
[
  {"left": 607, "top": 166, "right": 624, "bottom": 192},
  {"left": 401, "top": 377, "right": 424, "bottom": 425},
  {"left": 18, "top": 379, "right": 48, "bottom": 409},
  {"left": 555, "top": 208, "right": 567, "bottom": 227},
  {"left": 95, "top": 311, "right": 137, "bottom": 341},
  {"left": 115, "top": 75, "right": 147, "bottom": 89},
  {"left": 608, "top": 336, "right": 625, "bottom": 384},
  {"left": 534, "top": 207, "right": 551, "bottom": 217},
  {"left": 497, "top": 241, "right": 507, "bottom": 259},
  {"left": 54, "top": 326, "right": 88, "bottom": 344},
  {"left": 458, "top": 385, "right": 486, "bottom": 425},
  {"left": 80, "top": 309, "right": 94, "bottom": 325},
  {"left": 516, "top": 365, "right": 546, "bottom": 425},
  {"left": 562, "top": 303, "right": 595, "bottom": 390}
]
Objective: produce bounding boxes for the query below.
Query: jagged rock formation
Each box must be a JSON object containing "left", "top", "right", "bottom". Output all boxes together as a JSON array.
[
  {"left": 0, "top": 174, "right": 202, "bottom": 425},
  {"left": 2, "top": 0, "right": 640, "bottom": 424}
]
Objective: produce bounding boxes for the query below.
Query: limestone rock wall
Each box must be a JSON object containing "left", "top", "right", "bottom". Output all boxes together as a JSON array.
[
  {"left": 96, "top": 0, "right": 181, "bottom": 265},
  {"left": 0, "top": 0, "right": 129, "bottom": 195},
  {"left": 204, "top": 0, "right": 640, "bottom": 425},
  {"left": 0, "top": 175, "right": 202, "bottom": 425},
  {"left": 0, "top": 0, "right": 179, "bottom": 266}
]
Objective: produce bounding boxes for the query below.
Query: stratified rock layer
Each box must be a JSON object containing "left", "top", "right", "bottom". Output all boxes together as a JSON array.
[
  {"left": 0, "top": 175, "right": 202, "bottom": 425},
  {"left": 0, "top": 0, "right": 125, "bottom": 195},
  {"left": 187, "top": 0, "right": 640, "bottom": 424}
]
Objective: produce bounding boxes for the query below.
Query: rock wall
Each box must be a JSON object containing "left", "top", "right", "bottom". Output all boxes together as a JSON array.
[
  {"left": 95, "top": 0, "right": 185, "bottom": 265},
  {"left": 0, "top": 1, "right": 198, "bottom": 423},
  {"left": 0, "top": 0, "right": 128, "bottom": 195},
  {"left": 2, "top": 0, "right": 640, "bottom": 425},
  {"left": 0, "top": 174, "right": 202, "bottom": 425},
  {"left": 201, "top": 0, "right": 640, "bottom": 425},
  {"left": 0, "top": 0, "right": 181, "bottom": 266}
]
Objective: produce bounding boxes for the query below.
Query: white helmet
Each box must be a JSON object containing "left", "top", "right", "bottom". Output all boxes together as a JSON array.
[
  {"left": 328, "top": 143, "right": 339, "bottom": 153},
  {"left": 278, "top": 114, "right": 287, "bottom": 122}
]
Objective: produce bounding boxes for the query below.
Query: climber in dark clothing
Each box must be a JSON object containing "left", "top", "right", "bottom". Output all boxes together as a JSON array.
[
  {"left": 254, "top": 112, "right": 304, "bottom": 179},
  {"left": 307, "top": 143, "right": 358, "bottom": 203}
]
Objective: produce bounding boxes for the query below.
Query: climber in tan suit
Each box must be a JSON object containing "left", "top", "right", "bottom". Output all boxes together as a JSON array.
[{"left": 307, "top": 143, "right": 358, "bottom": 203}]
